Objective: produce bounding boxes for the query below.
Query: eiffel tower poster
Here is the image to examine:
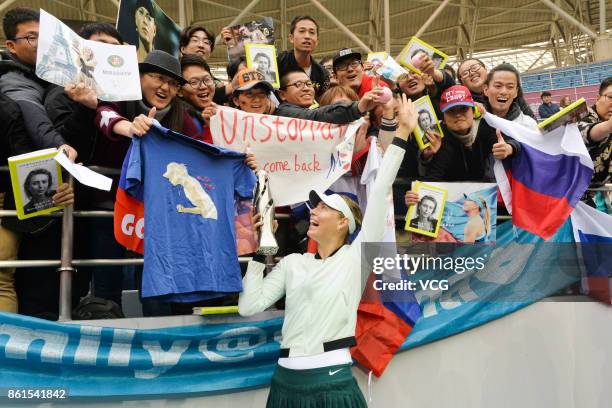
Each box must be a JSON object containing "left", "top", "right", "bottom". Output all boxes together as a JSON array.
[{"left": 36, "top": 14, "right": 78, "bottom": 84}]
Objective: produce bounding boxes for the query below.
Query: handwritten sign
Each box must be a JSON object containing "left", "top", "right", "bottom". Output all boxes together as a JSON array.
[{"left": 210, "top": 107, "right": 362, "bottom": 206}]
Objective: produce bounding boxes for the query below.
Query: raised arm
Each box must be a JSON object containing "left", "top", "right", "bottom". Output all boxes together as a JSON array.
[{"left": 353, "top": 94, "right": 417, "bottom": 245}]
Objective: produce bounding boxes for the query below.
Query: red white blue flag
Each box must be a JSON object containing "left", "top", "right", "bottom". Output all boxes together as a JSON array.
[{"left": 486, "top": 115, "right": 593, "bottom": 240}]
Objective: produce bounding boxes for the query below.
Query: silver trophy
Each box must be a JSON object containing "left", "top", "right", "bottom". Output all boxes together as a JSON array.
[{"left": 253, "top": 170, "right": 278, "bottom": 255}]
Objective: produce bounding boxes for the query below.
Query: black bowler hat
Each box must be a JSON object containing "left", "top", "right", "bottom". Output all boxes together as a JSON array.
[{"left": 139, "top": 50, "right": 186, "bottom": 85}]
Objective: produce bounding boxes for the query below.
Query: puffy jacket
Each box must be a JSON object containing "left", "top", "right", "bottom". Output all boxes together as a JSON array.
[
  {"left": 0, "top": 90, "right": 34, "bottom": 192},
  {"left": 275, "top": 101, "right": 364, "bottom": 124},
  {"left": 0, "top": 51, "right": 67, "bottom": 149}
]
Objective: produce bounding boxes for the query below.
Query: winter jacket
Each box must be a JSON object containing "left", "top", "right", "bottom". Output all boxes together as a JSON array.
[
  {"left": 44, "top": 85, "right": 97, "bottom": 164},
  {"left": 275, "top": 101, "right": 364, "bottom": 124},
  {"left": 423, "top": 119, "right": 521, "bottom": 182},
  {"left": 0, "top": 51, "right": 67, "bottom": 149}
]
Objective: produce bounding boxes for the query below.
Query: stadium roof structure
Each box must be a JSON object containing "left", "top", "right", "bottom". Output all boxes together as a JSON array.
[{"left": 1, "top": 0, "right": 610, "bottom": 74}]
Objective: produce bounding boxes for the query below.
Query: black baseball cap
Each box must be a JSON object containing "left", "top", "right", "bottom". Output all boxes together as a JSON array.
[{"left": 332, "top": 48, "right": 362, "bottom": 71}]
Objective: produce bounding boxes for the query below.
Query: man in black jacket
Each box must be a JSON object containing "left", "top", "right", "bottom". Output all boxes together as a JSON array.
[
  {"left": 422, "top": 85, "right": 520, "bottom": 182},
  {"left": 45, "top": 23, "right": 131, "bottom": 313},
  {"left": 0, "top": 91, "right": 33, "bottom": 313},
  {"left": 276, "top": 16, "right": 329, "bottom": 100},
  {"left": 0, "top": 8, "right": 77, "bottom": 161}
]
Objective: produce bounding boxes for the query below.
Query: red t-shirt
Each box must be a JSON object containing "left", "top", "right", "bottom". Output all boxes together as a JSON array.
[{"left": 357, "top": 74, "right": 390, "bottom": 97}]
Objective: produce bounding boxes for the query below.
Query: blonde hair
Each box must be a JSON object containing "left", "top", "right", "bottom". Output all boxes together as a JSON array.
[{"left": 339, "top": 195, "right": 363, "bottom": 243}]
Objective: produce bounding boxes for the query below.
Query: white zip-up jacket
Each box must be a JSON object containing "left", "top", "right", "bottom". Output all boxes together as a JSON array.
[{"left": 239, "top": 139, "right": 407, "bottom": 357}]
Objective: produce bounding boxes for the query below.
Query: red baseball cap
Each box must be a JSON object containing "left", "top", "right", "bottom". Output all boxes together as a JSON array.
[{"left": 439, "top": 85, "right": 474, "bottom": 113}]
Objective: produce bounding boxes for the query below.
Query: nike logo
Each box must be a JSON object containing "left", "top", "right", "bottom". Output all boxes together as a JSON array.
[{"left": 329, "top": 368, "right": 343, "bottom": 376}]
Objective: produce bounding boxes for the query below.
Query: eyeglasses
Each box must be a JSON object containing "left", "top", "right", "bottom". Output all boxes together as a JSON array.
[
  {"left": 459, "top": 63, "right": 484, "bottom": 79},
  {"left": 284, "top": 80, "right": 314, "bottom": 90},
  {"left": 187, "top": 76, "right": 214, "bottom": 88},
  {"left": 13, "top": 35, "right": 38, "bottom": 47},
  {"left": 146, "top": 72, "right": 180, "bottom": 89},
  {"left": 189, "top": 37, "right": 213, "bottom": 47},
  {"left": 335, "top": 60, "right": 362, "bottom": 72}
]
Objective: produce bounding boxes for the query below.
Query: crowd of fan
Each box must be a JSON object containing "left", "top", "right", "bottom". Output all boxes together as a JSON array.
[{"left": 0, "top": 7, "right": 611, "bottom": 320}]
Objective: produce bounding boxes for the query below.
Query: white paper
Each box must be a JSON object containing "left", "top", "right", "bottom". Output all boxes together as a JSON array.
[
  {"left": 36, "top": 9, "right": 142, "bottom": 101},
  {"left": 54, "top": 152, "right": 112, "bottom": 191}
]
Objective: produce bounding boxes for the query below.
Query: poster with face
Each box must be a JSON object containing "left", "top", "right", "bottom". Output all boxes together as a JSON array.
[
  {"left": 397, "top": 36, "right": 449, "bottom": 74},
  {"left": 405, "top": 182, "right": 498, "bottom": 243},
  {"left": 405, "top": 182, "right": 447, "bottom": 238},
  {"left": 116, "top": 0, "right": 181, "bottom": 62},
  {"left": 8, "top": 148, "right": 63, "bottom": 220},
  {"left": 366, "top": 52, "right": 387, "bottom": 75},
  {"left": 412, "top": 95, "right": 444, "bottom": 150},
  {"left": 245, "top": 44, "right": 280, "bottom": 88}
]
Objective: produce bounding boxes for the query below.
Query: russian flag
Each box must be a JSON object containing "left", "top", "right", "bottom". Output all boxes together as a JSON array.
[
  {"left": 571, "top": 202, "right": 612, "bottom": 303},
  {"left": 351, "top": 138, "right": 421, "bottom": 377},
  {"left": 484, "top": 114, "right": 593, "bottom": 240}
]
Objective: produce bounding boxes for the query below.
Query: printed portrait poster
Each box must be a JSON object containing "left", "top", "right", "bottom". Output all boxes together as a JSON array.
[
  {"left": 409, "top": 182, "right": 498, "bottom": 243},
  {"left": 397, "top": 36, "right": 449, "bottom": 75},
  {"left": 405, "top": 182, "right": 447, "bottom": 238},
  {"left": 245, "top": 44, "right": 280, "bottom": 88},
  {"left": 210, "top": 107, "right": 362, "bottom": 206},
  {"left": 116, "top": 0, "right": 181, "bottom": 62},
  {"left": 8, "top": 148, "right": 63, "bottom": 220},
  {"left": 413, "top": 95, "right": 444, "bottom": 150},
  {"left": 36, "top": 9, "right": 141, "bottom": 102}
]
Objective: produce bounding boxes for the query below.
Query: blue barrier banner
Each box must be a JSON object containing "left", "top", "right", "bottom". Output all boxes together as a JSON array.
[
  {"left": 0, "top": 222, "right": 581, "bottom": 397},
  {"left": 0, "top": 313, "right": 282, "bottom": 397},
  {"left": 400, "top": 219, "right": 578, "bottom": 351}
]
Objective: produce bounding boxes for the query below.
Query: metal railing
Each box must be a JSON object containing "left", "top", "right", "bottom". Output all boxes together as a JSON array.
[{"left": 1, "top": 164, "right": 610, "bottom": 320}]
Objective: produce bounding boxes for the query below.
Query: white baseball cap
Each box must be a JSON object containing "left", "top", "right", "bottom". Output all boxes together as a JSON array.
[{"left": 308, "top": 190, "right": 356, "bottom": 234}]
